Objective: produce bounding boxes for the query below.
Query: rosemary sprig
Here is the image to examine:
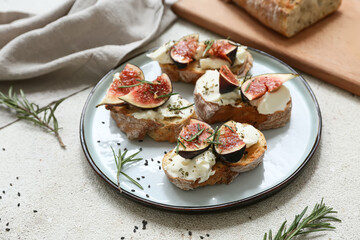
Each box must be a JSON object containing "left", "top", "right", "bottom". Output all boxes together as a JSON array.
[
  {"left": 263, "top": 199, "right": 341, "bottom": 240},
  {"left": 202, "top": 39, "right": 214, "bottom": 57},
  {"left": 118, "top": 79, "right": 155, "bottom": 89},
  {"left": 155, "top": 92, "right": 179, "bottom": 99},
  {"left": 224, "top": 124, "right": 235, "bottom": 133},
  {"left": 0, "top": 87, "right": 66, "bottom": 148},
  {"left": 206, "top": 126, "right": 218, "bottom": 140},
  {"left": 181, "top": 128, "right": 205, "bottom": 142},
  {"left": 111, "top": 146, "right": 143, "bottom": 192},
  {"left": 168, "top": 103, "right": 194, "bottom": 111}
]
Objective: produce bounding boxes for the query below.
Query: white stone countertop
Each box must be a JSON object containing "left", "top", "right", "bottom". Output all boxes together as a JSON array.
[{"left": 1, "top": 15, "right": 360, "bottom": 240}]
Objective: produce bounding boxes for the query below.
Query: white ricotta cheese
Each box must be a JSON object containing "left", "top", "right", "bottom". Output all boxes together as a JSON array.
[
  {"left": 250, "top": 86, "right": 291, "bottom": 114},
  {"left": 164, "top": 149, "right": 216, "bottom": 183},
  {"left": 132, "top": 95, "right": 194, "bottom": 121},
  {"left": 195, "top": 70, "right": 241, "bottom": 106},
  {"left": 146, "top": 41, "right": 174, "bottom": 64},
  {"left": 200, "top": 58, "right": 230, "bottom": 70},
  {"left": 233, "top": 46, "right": 248, "bottom": 65},
  {"left": 235, "top": 122, "right": 260, "bottom": 148}
]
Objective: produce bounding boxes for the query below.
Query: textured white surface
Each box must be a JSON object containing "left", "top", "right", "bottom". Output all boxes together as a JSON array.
[{"left": 0, "top": 19, "right": 360, "bottom": 240}]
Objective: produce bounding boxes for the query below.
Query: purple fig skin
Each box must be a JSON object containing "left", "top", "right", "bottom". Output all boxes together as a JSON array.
[
  {"left": 214, "top": 143, "right": 246, "bottom": 163},
  {"left": 178, "top": 144, "right": 211, "bottom": 159},
  {"left": 219, "top": 65, "right": 240, "bottom": 94},
  {"left": 170, "top": 33, "right": 199, "bottom": 69}
]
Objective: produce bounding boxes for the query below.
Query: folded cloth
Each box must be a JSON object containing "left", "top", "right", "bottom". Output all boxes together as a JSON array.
[{"left": 0, "top": 0, "right": 176, "bottom": 127}]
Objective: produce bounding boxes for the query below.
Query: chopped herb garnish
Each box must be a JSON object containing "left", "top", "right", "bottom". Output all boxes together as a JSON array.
[
  {"left": 155, "top": 92, "right": 179, "bottom": 99},
  {"left": 168, "top": 103, "right": 194, "bottom": 111},
  {"left": 182, "top": 128, "right": 205, "bottom": 142},
  {"left": 203, "top": 39, "right": 214, "bottom": 57},
  {"left": 224, "top": 124, "right": 235, "bottom": 133}
]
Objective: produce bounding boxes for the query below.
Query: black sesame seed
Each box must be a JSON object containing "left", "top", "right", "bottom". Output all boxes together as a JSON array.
[
  {"left": 249, "top": 216, "right": 252, "bottom": 220},
  {"left": 158, "top": 166, "right": 161, "bottom": 170},
  {"left": 146, "top": 194, "right": 149, "bottom": 198},
  {"left": 131, "top": 189, "right": 135, "bottom": 192},
  {"left": 2, "top": 191, "right": 5, "bottom": 194},
  {"left": 136, "top": 178, "right": 140, "bottom": 181},
  {"left": 148, "top": 185, "right": 150, "bottom": 188},
  {"left": 2, "top": 148, "right": 5, "bottom": 151},
  {"left": 9, "top": 183, "right": 12, "bottom": 186},
  {"left": 141, "top": 176, "right": 145, "bottom": 179},
  {"left": 200, "top": 236, "right": 204, "bottom": 239},
  {"left": 138, "top": 140, "right": 143, "bottom": 142},
  {"left": 6, "top": 222, "right": 9, "bottom": 226},
  {"left": 16, "top": 177, "right": 19, "bottom": 180},
  {"left": 17, "top": 203, "right": 20, "bottom": 207},
  {"left": 33, "top": 210, "right": 37, "bottom": 213},
  {"left": 101, "top": 121, "right": 105, "bottom": 124},
  {"left": 5, "top": 228, "right": 10, "bottom": 232},
  {"left": 144, "top": 162, "right": 148, "bottom": 166},
  {"left": 188, "top": 231, "right": 192, "bottom": 236},
  {"left": 206, "top": 234, "right": 210, "bottom": 237},
  {"left": 124, "top": 148, "right": 127, "bottom": 151},
  {"left": 164, "top": 151, "right": 167, "bottom": 154},
  {"left": 157, "top": 161, "right": 160, "bottom": 164},
  {"left": 117, "top": 143, "right": 121, "bottom": 146},
  {"left": 18, "top": 192, "right": 20, "bottom": 197},
  {"left": 0, "top": 196, "right": 2, "bottom": 199},
  {"left": 142, "top": 220, "right": 147, "bottom": 230},
  {"left": 133, "top": 229, "right": 136, "bottom": 233},
  {"left": 139, "top": 148, "right": 142, "bottom": 151},
  {"left": 151, "top": 158, "right": 154, "bottom": 162},
  {"left": 134, "top": 226, "right": 138, "bottom": 230},
  {"left": 121, "top": 237, "right": 125, "bottom": 240},
  {"left": 97, "top": 140, "right": 100, "bottom": 143}
]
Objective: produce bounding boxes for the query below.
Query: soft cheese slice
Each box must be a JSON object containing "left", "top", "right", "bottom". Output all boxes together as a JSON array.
[
  {"left": 147, "top": 41, "right": 174, "bottom": 64},
  {"left": 163, "top": 149, "right": 216, "bottom": 183},
  {"left": 200, "top": 58, "right": 230, "bottom": 69}
]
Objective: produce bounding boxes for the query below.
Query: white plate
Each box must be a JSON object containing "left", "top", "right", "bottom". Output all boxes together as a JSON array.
[{"left": 80, "top": 48, "right": 321, "bottom": 211}]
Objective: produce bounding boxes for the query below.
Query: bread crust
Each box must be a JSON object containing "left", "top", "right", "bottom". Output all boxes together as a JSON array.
[
  {"left": 160, "top": 52, "right": 253, "bottom": 84},
  {"left": 107, "top": 105, "right": 197, "bottom": 142},
  {"left": 231, "top": 0, "right": 342, "bottom": 37},
  {"left": 162, "top": 124, "right": 267, "bottom": 190},
  {"left": 193, "top": 90, "right": 292, "bottom": 130}
]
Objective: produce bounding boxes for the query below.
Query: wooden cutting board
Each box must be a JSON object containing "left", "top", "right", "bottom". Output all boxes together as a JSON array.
[{"left": 172, "top": 0, "right": 360, "bottom": 96}]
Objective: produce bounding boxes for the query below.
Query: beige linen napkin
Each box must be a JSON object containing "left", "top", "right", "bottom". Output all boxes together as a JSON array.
[{"left": 0, "top": 0, "right": 176, "bottom": 127}]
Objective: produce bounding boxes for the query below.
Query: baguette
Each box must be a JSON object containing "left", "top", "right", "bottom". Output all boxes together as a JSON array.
[
  {"left": 162, "top": 121, "right": 267, "bottom": 190},
  {"left": 231, "top": 0, "right": 342, "bottom": 37}
]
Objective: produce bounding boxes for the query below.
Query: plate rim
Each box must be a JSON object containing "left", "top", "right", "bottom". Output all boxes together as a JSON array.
[{"left": 79, "top": 47, "right": 322, "bottom": 212}]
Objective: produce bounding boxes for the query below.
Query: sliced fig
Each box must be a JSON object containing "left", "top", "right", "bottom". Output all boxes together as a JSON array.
[
  {"left": 219, "top": 65, "right": 240, "bottom": 94},
  {"left": 208, "top": 39, "right": 238, "bottom": 64},
  {"left": 119, "top": 73, "right": 173, "bottom": 109},
  {"left": 177, "top": 119, "right": 214, "bottom": 159},
  {"left": 170, "top": 33, "right": 199, "bottom": 69},
  {"left": 241, "top": 73, "right": 298, "bottom": 101},
  {"left": 97, "top": 64, "right": 144, "bottom": 107},
  {"left": 214, "top": 121, "right": 246, "bottom": 163}
]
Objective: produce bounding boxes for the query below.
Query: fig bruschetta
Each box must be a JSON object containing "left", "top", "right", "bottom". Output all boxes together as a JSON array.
[
  {"left": 147, "top": 33, "right": 253, "bottom": 84},
  {"left": 162, "top": 119, "right": 267, "bottom": 190},
  {"left": 97, "top": 64, "right": 197, "bottom": 142},
  {"left": 193, "top": 67, "right": 298, "bottom": 130}
]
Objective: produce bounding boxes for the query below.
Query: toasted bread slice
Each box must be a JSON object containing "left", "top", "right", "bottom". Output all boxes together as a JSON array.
[
  {"left": 107, "top": 95, "right": 197, "bottom": 142},
  {"left": 194, "top": 91, "right": 292, "bottom": 130},
  {"left": 162, "top": 123, "right": 267, "bottom": 190},
  {"left": 193, "top": 69, "right": 293, "bottom": 130},
  {"left": 159, "top": 51, "right": 253, "bottom": 84}
]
